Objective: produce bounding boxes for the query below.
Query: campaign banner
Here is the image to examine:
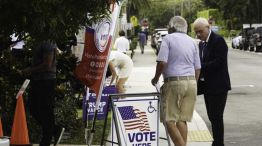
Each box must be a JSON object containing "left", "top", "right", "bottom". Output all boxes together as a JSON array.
[
  {"left": 74, "top": 3, "right": 120, "bottom": 96},
  {"left": 82, "top": 85, "right": 117, "bottom": 121},
  {"left": 110, "top": 97, "right": 159, "bottom": 146}
]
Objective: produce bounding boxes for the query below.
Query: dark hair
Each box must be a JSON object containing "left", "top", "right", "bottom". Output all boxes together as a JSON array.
[
  {"left": 119, "top": 30, "right": 125, "bottom": 36},
  {"left": 105, "top": 66, "right": 112, "bottom": 78},
  {"left": 168, "top": 27, "right": 176, "bottom": 34}
]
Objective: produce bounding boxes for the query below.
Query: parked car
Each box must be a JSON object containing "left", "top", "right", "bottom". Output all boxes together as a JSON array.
[
  {"left": 241, "top": 27, "right": 255, "bottom": 51},
  {"left": 232, "top": 35, "right": 242, "bottom": 49},
  {"left": 151, "top": 28, "right": 167, "bottom": 53},
  {"left": 155, "top": 30, "right": 168, "bottom": 54},
  {"left": 254, "top": 27, "right": 262, "bottom": 52},
  {"left": 249, "top": 33, "right": 256, "bottom": 51}
]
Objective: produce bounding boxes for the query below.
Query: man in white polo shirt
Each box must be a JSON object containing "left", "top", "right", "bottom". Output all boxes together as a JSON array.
[
  {"left": 113, "top": 30, "right": 129, "bottom": 54},
  {"left": 151, "top": 16, "right": 201, "bottom": 146}
]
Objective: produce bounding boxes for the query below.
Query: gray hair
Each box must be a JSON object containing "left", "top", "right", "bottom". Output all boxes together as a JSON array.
[
  {"left": 193, "top": 17, "right": 210, "bottom": 28},
  {"left": 169, "top": 16, "right": 188, "bottom": 33}
]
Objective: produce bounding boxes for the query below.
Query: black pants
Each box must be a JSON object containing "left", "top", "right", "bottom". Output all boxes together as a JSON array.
[
  {"left": 11, "top": 48, "right": 24, "bottom": 58},
  {"left": 204, "top": 92, "right": 227, "bottom": 146},
  {"left": 29, "top": 79, "right": 56, "bottom": 146}
]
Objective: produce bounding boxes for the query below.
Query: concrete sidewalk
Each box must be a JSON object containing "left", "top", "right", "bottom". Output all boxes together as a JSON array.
[{"left": 123, "top": 44, "right": 213, "bottom": 146}]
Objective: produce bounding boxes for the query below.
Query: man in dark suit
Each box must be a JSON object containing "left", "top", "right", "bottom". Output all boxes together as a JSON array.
[{"left": 193, "top": 17, "right": 231, "bottom": 146}]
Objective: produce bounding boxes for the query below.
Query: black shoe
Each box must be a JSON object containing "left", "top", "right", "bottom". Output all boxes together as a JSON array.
[{"left": 54, "top": 127, "right": 65, "bottom": 146}]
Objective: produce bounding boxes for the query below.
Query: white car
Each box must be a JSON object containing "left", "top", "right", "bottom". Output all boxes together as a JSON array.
[
  {"left": 155, "top": 30, "right": 168, "bottom": 54},
  {"left": 232, "top": 35, "right": 242, "bottom": 49},
  {"left": 151, "top": 28, "right": 167, "bottom": 49}
]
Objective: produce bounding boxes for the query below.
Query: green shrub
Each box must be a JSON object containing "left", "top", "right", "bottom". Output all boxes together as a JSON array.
[
  {"left": 130, "top": 37, "right": 138, "bottom": 51},
  {"left": 129, "top": 36, "right": 138, "bottom": 59},
  {"left": 0, "top": 47, "right": 86, "bottom": 144},
  {"left": 218, "top": 29, "right": 230, "bottom": 38}
]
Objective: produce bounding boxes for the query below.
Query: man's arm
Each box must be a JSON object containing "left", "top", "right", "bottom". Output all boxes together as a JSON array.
[
  {"left": 195, "top": 69, "right": 201, "bottom": 81},
  {"left": 22, "top": 48, "right": 55, "bottom": 76},
  {"left": 202, "top": 37, "right": 228, "bottom": 70},
  {"left": 151, "top": 61, "right": 166, "bottom": 85}
]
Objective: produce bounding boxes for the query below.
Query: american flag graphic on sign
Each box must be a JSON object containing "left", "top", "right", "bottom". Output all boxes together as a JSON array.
[{"left": 118, "top": 106, "right": 150, "bottom": 131}]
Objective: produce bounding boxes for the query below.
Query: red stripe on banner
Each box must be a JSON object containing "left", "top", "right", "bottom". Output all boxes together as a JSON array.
[{"left": 74, "top": 30, "right": 112, "bottom": 96}]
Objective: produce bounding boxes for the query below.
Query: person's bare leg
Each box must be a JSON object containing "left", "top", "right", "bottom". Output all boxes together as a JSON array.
[
  {"left": 116, "top": 77, "right": 128, "bottom": 93},
  {"left": 166, "top": 121, "right": 186, "bottom": 146},
  {"left": 177, "top": 121, "right": 188, "bottom": 144}
]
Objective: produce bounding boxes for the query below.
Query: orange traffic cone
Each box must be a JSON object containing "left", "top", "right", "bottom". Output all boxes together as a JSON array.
[
  {"left": 10, "top": 94, "right": 31, "bottom": 146},
  {"left": 0, "top": 117, "right": 3, "bottom": 137}
]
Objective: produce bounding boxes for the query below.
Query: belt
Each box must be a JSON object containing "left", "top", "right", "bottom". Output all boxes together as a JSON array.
[{"left": 164, "top": 76, "right": 195, "bottom": 82}]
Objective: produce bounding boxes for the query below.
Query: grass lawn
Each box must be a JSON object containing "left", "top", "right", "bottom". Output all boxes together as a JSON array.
[{"left": 61, "top": 109, "right": 112, "bottom": 145}]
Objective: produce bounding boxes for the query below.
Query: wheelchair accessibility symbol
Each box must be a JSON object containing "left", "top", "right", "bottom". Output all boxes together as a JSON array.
[{"left": 147, "top": 101, "right": 157, "bottom": 113}]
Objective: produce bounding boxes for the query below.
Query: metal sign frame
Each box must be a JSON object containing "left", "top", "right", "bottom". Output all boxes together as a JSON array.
[{"left": 101, "top": 92, "right": 164, "bottom": 146}]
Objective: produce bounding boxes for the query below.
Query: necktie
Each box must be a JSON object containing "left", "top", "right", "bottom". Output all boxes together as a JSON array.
[{"left": 201, "top": 42, "right": 207, "bottom": 59}]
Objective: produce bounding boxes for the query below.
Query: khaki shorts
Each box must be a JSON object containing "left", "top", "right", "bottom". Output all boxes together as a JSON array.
[{"left": 160, "top": 79, "right": 197, "bottom": 122}]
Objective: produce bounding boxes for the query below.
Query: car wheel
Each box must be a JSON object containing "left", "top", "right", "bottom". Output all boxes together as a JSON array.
[
  {"left": 256, "top": 46, "right": 262, "bottom": 52},
  {"left": 244, "top": 44, "right": 249, "bottom": 51},
  {"left": 232, "top": 42, "right": 235, "bottom": 49},
  {"left": 250, "top": 46, "right": 254, "bottom": 51}
]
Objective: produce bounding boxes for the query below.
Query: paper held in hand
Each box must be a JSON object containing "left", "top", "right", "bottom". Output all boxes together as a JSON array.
[{"left": 154, "top": 82, "right": 160, "bottom": 93}]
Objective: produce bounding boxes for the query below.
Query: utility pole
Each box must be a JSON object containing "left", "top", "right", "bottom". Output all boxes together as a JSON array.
[
  {"left": 188, "top": 0, "right": 191, "bottom": 23},
  {"left": 174, "top": 2, "right": 176, "bottom": 15},
  {"left": 181, "top": 0, "right": 183, "bottom": 16}
]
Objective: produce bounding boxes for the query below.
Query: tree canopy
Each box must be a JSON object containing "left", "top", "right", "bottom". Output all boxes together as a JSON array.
[
  {"left": 0, "top": 0, "right": 120, "bottom": 51},
  {"left": 139, "top": 0, "right": 205, "bottom": 31},
  {"left": 203, "top": 0, "right": 262, "bottom": 29},
  {"left": 144, "top": 0, "right": 261, "bottom": 31}
]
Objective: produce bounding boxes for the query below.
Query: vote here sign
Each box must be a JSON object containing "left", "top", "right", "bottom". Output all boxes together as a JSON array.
[{"left": 110, "top": 96, "right": 159, "bottom": 146}]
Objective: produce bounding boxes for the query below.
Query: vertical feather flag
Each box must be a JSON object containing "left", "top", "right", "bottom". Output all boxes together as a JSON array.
[{"left": 74, "top": 2, "right": 119, "bottom": 97}]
